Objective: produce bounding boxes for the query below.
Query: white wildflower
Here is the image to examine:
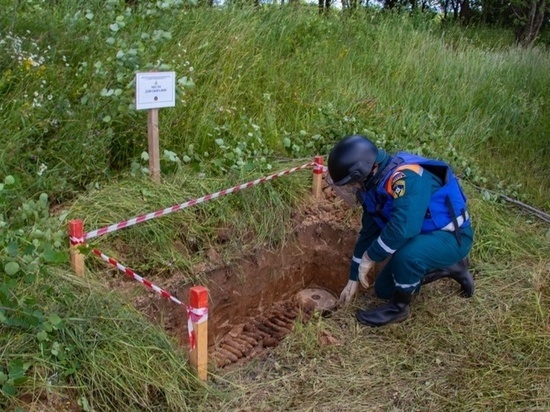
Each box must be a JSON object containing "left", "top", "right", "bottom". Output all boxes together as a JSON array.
[{"left": 38, "top": 163, "right": 47, "bottom": 176}]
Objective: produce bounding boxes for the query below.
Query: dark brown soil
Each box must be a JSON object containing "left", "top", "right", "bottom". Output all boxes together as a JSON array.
[{"left": 132, "top": 186, "right": 374, "bottom": 368}]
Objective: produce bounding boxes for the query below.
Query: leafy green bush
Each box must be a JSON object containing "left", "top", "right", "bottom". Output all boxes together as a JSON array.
[
  {"left": 0, "top": 175, "right": 68, "bottom": 402},
  {"left": 0, "top": 173, "right": 200, "bottom": 410}
]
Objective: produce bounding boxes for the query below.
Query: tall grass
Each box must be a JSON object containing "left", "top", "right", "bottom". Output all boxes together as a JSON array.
[
  {"left": 2, "top": 269, "right": 205, "bottom": 411},
  {"left": 1, "top": 2, "right": 548, "bottom": 207},
  {"left": 70, "top": 165, "right": 309, "bottom": 277},
  {"left": 1, "top": 2, "right": 549, "bottom": 411}
]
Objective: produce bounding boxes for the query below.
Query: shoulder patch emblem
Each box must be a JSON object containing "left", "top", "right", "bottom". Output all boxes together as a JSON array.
[
  {"left": 391, "top": 171, "right": 406, "bottom": 185},
  {"left": 392, "top": 179, "right": 406, "bottom": 199}
]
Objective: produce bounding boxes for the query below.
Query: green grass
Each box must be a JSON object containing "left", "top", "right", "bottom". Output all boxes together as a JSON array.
[
  {"left": 70, "top": 163, "right": 309, "bottom": 277},
  {"left": 1, "top": 1, "right": 549, "bottom": 411},
  {"left": 1, "top": 2, "right": 548, "bottom": 207},
  {"left": 201, "top": 195, "right": 550, "bottom": 412},
  {"left": 2, "top": 269, "right": 206, "bottom": 411}
]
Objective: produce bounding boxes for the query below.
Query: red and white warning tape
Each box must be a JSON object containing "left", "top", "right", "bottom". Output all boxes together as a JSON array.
[
  {"left": 187, "top": 306, "right": 207, "bottom": 350},
  {"left": 84, "top": 161, "right": 317, "bottom": 241},
  {"left": 91, "top": 248, "right": 207, "bottom": 350},
  {"left": 72, "top": 158, "right": 328, "bottom": 349},
  {"left": 313, "top": 161, "right": 328, "bottom": 175}
]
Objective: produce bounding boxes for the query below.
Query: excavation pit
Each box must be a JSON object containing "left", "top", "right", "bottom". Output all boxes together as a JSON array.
[
  {"left": 141, "top": 195, "right": 367, "bottom": 368},
  {"left": 201, "top": 215, "right": 359, "bottom": 368}
]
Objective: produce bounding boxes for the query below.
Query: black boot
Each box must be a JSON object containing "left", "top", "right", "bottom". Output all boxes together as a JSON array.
[
  {"left": 422, "top": 258, "right": 474, "bottom": 297},
  {"left": 355, "top": 290, "right": 412, "bottom": 327}
]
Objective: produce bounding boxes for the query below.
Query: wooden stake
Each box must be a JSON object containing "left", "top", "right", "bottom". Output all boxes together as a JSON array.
[
  {"left": 189, "top": 286, "right": 209, "bottom": 381},
  {"left": 68, "top": 219, "right": 85, "bottom": 276},
  {"left": 312, "top": 155, "right": 324, "bottom": 199},
  {"left": 147, "top": 108, "right": 161, "bottom": 183}
]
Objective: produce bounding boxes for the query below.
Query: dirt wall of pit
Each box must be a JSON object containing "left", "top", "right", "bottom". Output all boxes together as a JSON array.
[
  {"left": 140, "top": 191, "right": 373, "bottom": 367},
  {"left": 205, "top": 218, "right": 358, "bottom": 343},
  {"left": 150, "top": 196, "right": 358, "bottom": 332}
]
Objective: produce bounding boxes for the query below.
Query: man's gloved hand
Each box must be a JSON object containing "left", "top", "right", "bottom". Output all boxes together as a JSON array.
[
  {"left": 339, "top": 280, "right": 358, "bottom": 304},
  {"left": 358, "top": 252, "right": 375, "bottom": 289}
]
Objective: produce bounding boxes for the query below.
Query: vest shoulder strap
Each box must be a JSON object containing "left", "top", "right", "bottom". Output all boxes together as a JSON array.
[
  {"left": 393, "top": 163, "right": 423, "bottom": 176},
  {"left": 385, "top": 164, "right": 424, "bottom": 193}
]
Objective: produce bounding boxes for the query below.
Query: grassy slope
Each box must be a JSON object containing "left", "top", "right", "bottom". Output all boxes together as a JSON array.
[
  {"left": 203, "top": 194, "right": 550, "bottom": 411},
  {"left": 0, "top": 2, "right": 549, "bottom": 411}
]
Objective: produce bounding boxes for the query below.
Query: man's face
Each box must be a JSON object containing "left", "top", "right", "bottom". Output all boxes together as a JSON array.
[
  {"left": 330, "top": 181, "right": 362, "bottom": 207},
  {"left": 345, "top": 181, "right": 363, "bottom": 192}
]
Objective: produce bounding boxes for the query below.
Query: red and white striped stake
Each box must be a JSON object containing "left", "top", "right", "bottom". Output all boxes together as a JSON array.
[
  {"left": 312, "top": 155, "right": 324, "bottom": 198},
  {"left": 68, "top": 220, "right": 85, "bottom": 276},
  {"left": 188, "top": 286, "right": 209, "bottom": 381}
]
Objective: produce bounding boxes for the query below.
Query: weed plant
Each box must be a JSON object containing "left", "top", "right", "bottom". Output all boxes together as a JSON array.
[{"left": 0, "top": 1, "right": 549, "bottom": 410}]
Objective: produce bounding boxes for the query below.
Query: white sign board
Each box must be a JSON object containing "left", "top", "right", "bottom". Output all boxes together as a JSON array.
[{"left": 135, "top": 71, "right": 176, "bottom": 110}]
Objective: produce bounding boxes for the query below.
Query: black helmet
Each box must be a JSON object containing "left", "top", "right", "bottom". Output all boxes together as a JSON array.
[{"left": 327, "top": 135, "right": 378, "bottom": 186}]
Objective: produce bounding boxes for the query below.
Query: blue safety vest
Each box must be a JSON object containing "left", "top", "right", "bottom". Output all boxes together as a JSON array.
[{"left": 357, "top": 152, "right": 470, "bottom": 233}]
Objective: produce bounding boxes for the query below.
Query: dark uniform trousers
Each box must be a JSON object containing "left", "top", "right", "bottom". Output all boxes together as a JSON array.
[{"left": 374, "top": 225, "right": 474, "bottom": 299}]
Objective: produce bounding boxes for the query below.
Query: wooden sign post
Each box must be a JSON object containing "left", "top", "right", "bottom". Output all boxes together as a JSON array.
[
  {"left": 147, "top": 108, "right": 161, "bottom": 183},
  {"left": 135, "top": 71, "right": 176, "bottom": 183}
]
